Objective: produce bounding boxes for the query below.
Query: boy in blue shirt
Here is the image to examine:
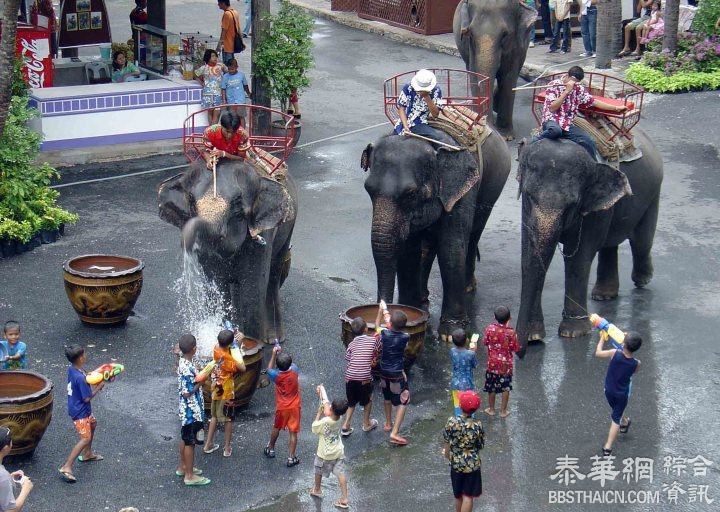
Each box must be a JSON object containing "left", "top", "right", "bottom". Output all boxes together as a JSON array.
[
  {"left": 1, "top": 320, "right": 27, "bottom": 370},
  {"left": 59, "top": 344, "right": 105, "bottom": 483},
  {"left": 221, "top": 58, "right": 252, "bottom": 127},
  {"left": 449, "top": 329, "right": 478, "bottom": 417}
]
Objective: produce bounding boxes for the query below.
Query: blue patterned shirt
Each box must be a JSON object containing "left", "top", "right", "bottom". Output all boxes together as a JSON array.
[
  {"left": 178, "top": 357, "right": 204, "bottom": 425},
  {"left": 450, "top": 347, "right": 477, "bottom": 391},
  {"left": 394, "top": 83, "right": 443, "bottom": 134}
]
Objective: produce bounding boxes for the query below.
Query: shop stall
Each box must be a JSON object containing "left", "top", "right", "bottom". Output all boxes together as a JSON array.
[{"left": 20, "top": 0, "right": 215, "bottom": 151}]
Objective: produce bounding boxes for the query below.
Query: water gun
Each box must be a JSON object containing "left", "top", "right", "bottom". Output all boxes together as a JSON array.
[
  {"left": 273, "top": 339, "right": 281, "bottom": 353},
  {"left": 222, "top": 320, "right": 245, "bottom": 364},
  {"left": 194, "top": 360, "right": 217, "bottom": 383},
  {"left": 590, "top": 314, "right": 625, "bottom": 349},
  {"left": 469, "top": 333, "right": 480, "bottom": 350},
  {"left": 86, "top": 363, "right": 125, "bottom": 385}
]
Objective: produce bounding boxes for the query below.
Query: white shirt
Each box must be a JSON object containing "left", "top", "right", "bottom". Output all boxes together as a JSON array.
[
  {"left": 580, "top": 0, "right": 593, "bottom": 15},
  {"left": 550, "top": 0, "right": 573, "bottom": 19}
]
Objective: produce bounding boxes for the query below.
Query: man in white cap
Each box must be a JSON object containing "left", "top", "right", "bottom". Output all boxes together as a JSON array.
[{"left": 395, "top": 69, "right": 445, "bottom": 144}]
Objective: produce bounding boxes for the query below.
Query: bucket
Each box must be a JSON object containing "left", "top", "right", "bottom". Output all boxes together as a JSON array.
[{"left": 100, "top": 43, "right": 112, "bottom": 60}]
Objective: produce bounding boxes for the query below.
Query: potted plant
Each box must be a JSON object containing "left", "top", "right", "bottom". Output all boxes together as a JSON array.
[{"left": 252, "top": 1, "right": 315, "bottom": 146}]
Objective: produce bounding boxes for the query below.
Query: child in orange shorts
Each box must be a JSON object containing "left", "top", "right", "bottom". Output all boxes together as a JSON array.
[
  {"left": 59, "top": 344, "right": 105, "bottom": 483},
  {"left": 264, "top": 346, "right": 301, "bottom": 467}
]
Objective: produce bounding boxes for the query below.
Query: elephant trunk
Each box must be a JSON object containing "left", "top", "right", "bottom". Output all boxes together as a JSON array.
[
  {"left": 181, "top": 217, "right": 205, "bottom": 252},
  {"left": 371, "top": 198, "right": 408, "bottom": 303},
  {"left": 516, "top": 196, "right": 562, "bottom": 355},
  {"left": 470, "top": 33, "right": 498, "bottom": 110}
]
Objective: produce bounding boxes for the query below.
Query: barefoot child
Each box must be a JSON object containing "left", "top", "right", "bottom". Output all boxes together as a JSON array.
[
  {"left": 1, "top": 321, "right": 28, "bottom": 370},
  {"left": 59, "top": 345, "right": 105, "bottom": 483},
  {"left": 310, "top": 384, "right": 350, "bottom": 509},
  {"left": 176, "top": 334, "right": 210, "bottom": 486},
  {"left": 482, "top": 306, "right": 520, "bottom": 418},
  {"left": 264, "top": 346, "right": 301, "bottom": 467},
  {"left": 595, "top": 330, "right": 642, "bottom": 456},
  {"left": 203, "top": 329, "right": 246, "bottom": 457},
  {"left": 450, "top": 329, "right": 478, "bottom": 417}
]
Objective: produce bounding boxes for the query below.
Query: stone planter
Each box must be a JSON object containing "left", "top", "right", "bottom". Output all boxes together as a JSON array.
[
  {"left": 0, "top": 370, "right": 54, "bottom": 457},
  {"left": 271, "top": 118, "right": 301, "bottom": 148},
  {"left": 63, "top": 254, "right": 144, "bottom": 325},
  {"left": 340, "top": 303, "right": 429, "bottom": 370}
]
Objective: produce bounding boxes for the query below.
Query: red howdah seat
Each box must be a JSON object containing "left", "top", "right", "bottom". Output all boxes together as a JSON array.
[{"left": 534, "top": 91, "right": 635, "bottom": 115}]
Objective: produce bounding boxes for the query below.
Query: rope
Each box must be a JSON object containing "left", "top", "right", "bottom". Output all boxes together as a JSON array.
[{"left": 212, "top": 157, "right": 217, "bottom": 198}]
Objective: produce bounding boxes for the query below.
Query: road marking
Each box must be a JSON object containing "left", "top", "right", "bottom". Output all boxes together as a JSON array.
[{"left": 51, "top": 122, "right": 389, "bottom": 189}]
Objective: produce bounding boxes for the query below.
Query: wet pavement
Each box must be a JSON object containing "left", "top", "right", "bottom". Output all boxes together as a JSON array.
[{"left": 1, "top": 14, "right": 720, "bottom": 512}]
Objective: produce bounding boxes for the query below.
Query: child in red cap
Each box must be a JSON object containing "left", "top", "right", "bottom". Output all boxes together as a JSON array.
[{"left": 442, "top": 390, "right": 484, "bottom": 511}]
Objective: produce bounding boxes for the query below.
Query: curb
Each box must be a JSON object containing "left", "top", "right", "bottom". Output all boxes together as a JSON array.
[{"left": 288, "top": 0, "right": 546, "bottom": 81}]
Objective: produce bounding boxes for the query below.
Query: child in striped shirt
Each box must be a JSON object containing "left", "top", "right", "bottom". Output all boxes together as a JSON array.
[{"left": 341, "top": 317, "right": 381, "bottom": 436}]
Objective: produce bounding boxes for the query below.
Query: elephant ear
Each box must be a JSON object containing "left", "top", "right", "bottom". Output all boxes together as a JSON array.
[
  {"left": 158, "top": 172, "right": 192, "bottom": 228},
  {"left": 249, "top": 178, "right": 295, "bottom": 237},
  {"left": 580, "top": 164, "right": 632, "bottom": 216},
  {"left": 518, "top": 2, "right": 538, "bottom": 34},
  {"left": 437, "top": 149, "right": 483, "bottom": 213},
  {"left": 360, "top": 143, "right": 373, "bottom": 172}
]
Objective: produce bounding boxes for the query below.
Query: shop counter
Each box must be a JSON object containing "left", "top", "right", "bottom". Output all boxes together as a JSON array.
[{"left": 29, "top": 76, "right": 203, "bottom": 151}]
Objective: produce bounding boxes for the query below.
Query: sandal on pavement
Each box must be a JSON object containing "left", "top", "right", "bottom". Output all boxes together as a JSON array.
[
  {"left": 616, "top": 50, "right": 631, "bottom": 58},
  {"left": 203, "top": 443, "right": 220, "bottom": 454},
  {"left": 382, "top": 423, "right": 393, "bottom": 432},
  {"left": 58, "top": 468, "right": 77, "bottom": 483},
  {"left": 223, "top": 447, "right": 233, "bottom": 458},
  {"left": 287, "top": 456, "right": 300, "bottom": 467},
  {"left": 334, "top": 500, "right": 350, "bottom": 509},
  {"left": 263, "top": 445, "right": 276, "bottom": 458},
  {"left": 341, "top": 427, "right": 353, "bottom": 437},
  {"left": 602, "top": 447, "right": 612, "bottom": 457},
  {"left": 619, "top": 419, "right": 632, "bottom": 434},
  {"left": 389, "top": 436, "right": 408, "bottom": 446},
  {"left": 175, "top": 468, "right": 202, "bottom": 476},
  {"left": 184, "top": 476, "right": 211, "bottom": 486},
  {"left": 77, "top": 454, "right": 104, "bottom": 462},
  {"left": 309, "top": 488, "right": 323, "bottom": 498},
  {"left": 362, "top": 419, "right": 379, "bottom": 432}
]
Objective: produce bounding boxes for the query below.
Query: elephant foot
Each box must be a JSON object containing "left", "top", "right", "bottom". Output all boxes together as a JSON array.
[
  {"left": 523, "top": 321, "right": 546, "bottom": 342},
  {"left": 438, "top": 318, "right": 468, "bottom": 342},
  {"left": 591, "top": 284, "right": 619, "bottom": 301},
  {"left": 465, "top": 276, "right": 477, "bottom": 294},
  {"left": 558, "top": 317, "right": 592, "bottom": 338},
  {"left": 504, "top": 133, "right": 515, "bottom": 142},
  {"left": 632, "top": 264, "right": 654, "bottom": 288},
  {"left": 257, "top": 374, "right": 270, "bottom": 389}
]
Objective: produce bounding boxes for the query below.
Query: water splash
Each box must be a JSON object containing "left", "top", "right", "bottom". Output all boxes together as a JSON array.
[{"left": 173, "top": 250, "right": 232, "bottom": 358}]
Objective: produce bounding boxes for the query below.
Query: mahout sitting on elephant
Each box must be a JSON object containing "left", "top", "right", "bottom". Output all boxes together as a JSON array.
[
  {"left": 362, "top": 121, "right": 510, "bottom": 339},
  {"left": 158, "top": 158, "right": 297, "bottom": 343},
  {"left": 394, "top": 69, "right": 445, "bottom": 146},
  {"left": 515, "top": 132, "right": 662, "bottom": 356}
]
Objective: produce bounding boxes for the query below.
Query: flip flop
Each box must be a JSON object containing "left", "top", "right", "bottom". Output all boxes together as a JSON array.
[
  {"left": 389, "top": 436, "right": 408, "bottom": 446},
  {"left": 223, "top": 447, "right": 233, "bottom": 458},
  {"left": 175, "top": 468, "right": 203, "bottom": 476},
  {"left": 616, "top": 50, "right": 631, "bottom": 58},
  {"left": 341, "top": 427, "right": 353, "bottom": 437},
  {"left": 619, "top": 419, "right": 632, "bottom": 434},
  {"left": 58, "top": 468, "right": 77, "bottom": 483},
  {"left": 184, "top": 476, "right": 211, "bottom": 486},
  {"left": 203, "top": 443, "right": 220, "bottom": 454},
  {"left": 77, "top": 454, "right": 104, "bottom": 462},
  {"left": 334, "top": 500, "right": 350, "bottom": 509},
  {"left": 382, "top": 423, "right": 393, "bottom": 432},
  {"left": 309, "top": 488, "right": 323, "bottom": 498},
  {"left": 362, "top": 419, "right": 379, "bottom": 432}
]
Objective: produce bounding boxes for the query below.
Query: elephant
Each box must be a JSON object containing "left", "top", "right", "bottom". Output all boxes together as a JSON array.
[
  {"left": 362, "top": 129, "right": 511, "bottom": 338},
  {"left": 515, "top": 130, "right": 663, "bottom": 355},
  {"left": 158, "top": 161, "right": 297, "bottom": 343},
  {"left": 454, "top": 0, "right": 537, "bottom": 140}
]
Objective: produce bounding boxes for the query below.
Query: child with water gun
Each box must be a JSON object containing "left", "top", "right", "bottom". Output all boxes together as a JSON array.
[
  {"left": 203, "top": 329, "right": 246, "bottom": 458},
  {"left": 449, "top": 329, "right": 479, "bottom": 417}
]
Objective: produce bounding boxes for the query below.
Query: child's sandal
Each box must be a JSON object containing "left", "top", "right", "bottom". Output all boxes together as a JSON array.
[
  {"left": 263, "top": 445, "right": 276, "bottom": 458},
  {"left": 286, "top": 456, "right": 300, "bottom": 467}
]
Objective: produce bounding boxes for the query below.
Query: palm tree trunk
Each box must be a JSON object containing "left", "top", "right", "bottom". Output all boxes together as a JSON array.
[
  {"left": 0, "top": 0, "right": 22, "bottom": 136},
  {"left": 662, "top": 0, "right": 680, "bottom": 54},
  {"left": 251, "top": 0, "right": 271, "bottom": 133},
  {"left": 595, "top": 0, "right": 623, "bottom": 69}
]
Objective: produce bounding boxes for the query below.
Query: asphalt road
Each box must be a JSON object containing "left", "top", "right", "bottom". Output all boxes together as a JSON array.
[{"left": 2, "top": 14, "right": 720, "bottom": 512}]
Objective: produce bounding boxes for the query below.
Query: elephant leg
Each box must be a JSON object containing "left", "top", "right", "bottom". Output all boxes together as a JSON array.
[
  {"left": 465, "top": 205, "right": 493, "bottom": 293},
  {"left": 630, "top": 196, "right": 658, "bottom": 288},
  {"left": 437, "top": 234, "right": 470, "bottom": 340},
  {"left": 494, "top": 68, "right": 520, "bottom": 140},
  {"left": 419, "top": 234, "right": 437, "bottom": 312},
  {"left": 559, "top": 247, "right": 596, "bottom": 338},
  {"left": 592, "top": 246, "right": 620, "bottom": 301},
  {"left": 397, "top": 234, "right": 423, "bottom": 308}
]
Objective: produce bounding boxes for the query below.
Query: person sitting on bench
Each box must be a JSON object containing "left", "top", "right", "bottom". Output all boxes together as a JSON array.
[
  {"left": 533, "top": 66, "right": 628, "bottom": 159},
  {"left": 395, "top": 69, "right": 445, "bottom": 146}
]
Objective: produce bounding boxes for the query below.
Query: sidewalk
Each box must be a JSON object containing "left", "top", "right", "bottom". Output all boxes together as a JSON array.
[{"left": 289, "top": 0, "right": 632, "bottom": 81}]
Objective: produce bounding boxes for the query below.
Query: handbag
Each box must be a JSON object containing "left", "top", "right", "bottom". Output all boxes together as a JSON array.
[{"left": 230, "top": 10, "right": 246, "bottom": 53}]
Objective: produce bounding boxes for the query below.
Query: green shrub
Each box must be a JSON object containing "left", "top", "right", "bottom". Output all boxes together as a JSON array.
[
  {"left": 0, "top": 62, "right": 78, "bottom": 242},
  {"left": 692, "top": 0, "right": 720, "bottom": 36},
  {"left": 626, "top": 62, "right": 720, "bottom": 92}
]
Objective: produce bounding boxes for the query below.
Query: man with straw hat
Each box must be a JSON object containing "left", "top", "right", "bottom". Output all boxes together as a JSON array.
[{"left": 394, "top": 69, "right": 446, "bottom": 146}]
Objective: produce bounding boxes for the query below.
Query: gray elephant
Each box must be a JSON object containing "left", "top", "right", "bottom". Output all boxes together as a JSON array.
[
  {"left": 516, "top": 131, "right": 663, "bottom": 354},
  {"left": 362, "top": 129, "right": 511, "bottom": 337},
  {"left": 158, "top": 161, "right": 297, "bottom": 342},
  {"left": 454, "top": 0, "right": 537, "bottom": 139}
]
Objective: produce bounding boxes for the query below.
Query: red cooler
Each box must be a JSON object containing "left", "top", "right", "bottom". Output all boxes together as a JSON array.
[{"left": 16, "top": 24, "right": 54, "bottom": 88}]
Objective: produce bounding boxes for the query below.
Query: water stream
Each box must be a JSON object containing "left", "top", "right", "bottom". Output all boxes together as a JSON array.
[{"left": 173, "top": 249, "right": 232, "bottom": 359}]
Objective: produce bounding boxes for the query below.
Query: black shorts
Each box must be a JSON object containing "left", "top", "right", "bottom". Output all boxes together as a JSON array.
[
  {"left": 451, "top": 468, "right": 482, "bottom": 499},
  {"left": 380, "top": 373, "right": 410, "bottom": 407},
  {"left": 346, "top": 380, "right": 373, "bottom": 407},
  {"left": 180, "top": 421, "right": 204, "bottom": 446},
  {"left": 483, "top": 371, "right": 513, "bottom": 394}
]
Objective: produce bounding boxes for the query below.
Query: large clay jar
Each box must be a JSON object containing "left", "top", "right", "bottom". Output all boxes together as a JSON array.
[
  {"left": 340, "top": 304, "right": 429, "bottom": 370},
  {"left": 63, "top": 254, "right": 144, "bottom": 325},
  {"left": 0, "top": 371, "right": 54, "bottom": 457}
]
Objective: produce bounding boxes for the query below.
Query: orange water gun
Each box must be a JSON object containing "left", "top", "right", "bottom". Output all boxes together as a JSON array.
[
  {"left": 86, "top": 363, "right": 125, "bottom": 385},
  {"left": 194, "top": 360, "right": 217, "bottom": 383}
]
